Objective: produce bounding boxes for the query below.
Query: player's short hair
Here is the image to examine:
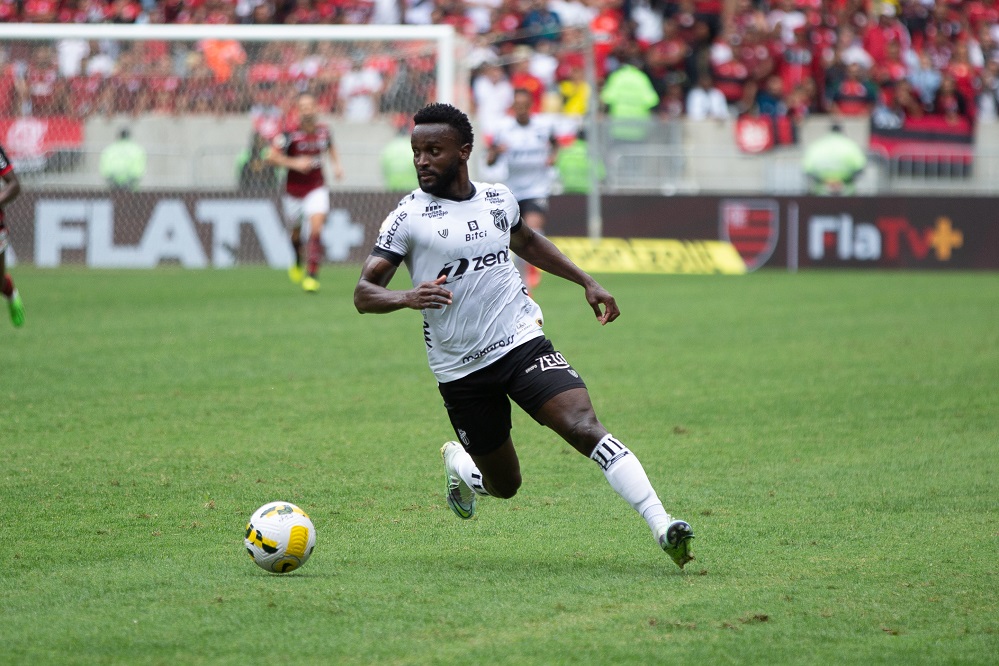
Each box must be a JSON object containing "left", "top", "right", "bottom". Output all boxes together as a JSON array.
[{"left": 413, "top": 103, "right": 474, "bottom": 148}]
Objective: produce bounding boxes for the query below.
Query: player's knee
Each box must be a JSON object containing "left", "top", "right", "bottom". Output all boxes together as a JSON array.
[{"left": 564, "top": 414, "right": 605, "bottom": 456}]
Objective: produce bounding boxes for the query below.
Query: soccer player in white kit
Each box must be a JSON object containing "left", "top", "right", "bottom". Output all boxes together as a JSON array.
[
  {"left": 485, "top": 88, "right": 558, "bottom": 294},
  {"left": 353, "top": 103, "right": 694, "bottom": 568}
]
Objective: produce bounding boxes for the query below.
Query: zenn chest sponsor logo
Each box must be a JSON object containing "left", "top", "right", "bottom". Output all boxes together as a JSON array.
[{"left": 437, "top": 249, "right": 510, "bottom": 284}]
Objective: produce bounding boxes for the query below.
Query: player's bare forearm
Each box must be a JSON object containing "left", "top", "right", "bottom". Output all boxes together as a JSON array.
[
  {"left": 354, "top": 255, "right": 453, "bottom": 314},
  {"left": 511, "top": 227, "right": 619, "bottom": 324},
  {"left": 354, "top": 279, "right": 453, "bottom": 314},
  {"left": 511, "top": 227, "right": 591, "bottom": 287}
]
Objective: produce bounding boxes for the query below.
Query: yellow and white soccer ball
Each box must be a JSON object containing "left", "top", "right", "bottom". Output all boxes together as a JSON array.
[{"left": 244, "top": 501, "right": 316, "bottom": 574}]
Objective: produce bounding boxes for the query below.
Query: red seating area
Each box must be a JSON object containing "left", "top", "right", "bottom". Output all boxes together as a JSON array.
[{"left": 1, "top": 0, "right": 997, "bottom": 126}]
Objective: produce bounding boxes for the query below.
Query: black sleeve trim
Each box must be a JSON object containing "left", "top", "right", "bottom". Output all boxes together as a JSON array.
[{"left": 372, "top": 246, "right": 404, "bottom": 266}]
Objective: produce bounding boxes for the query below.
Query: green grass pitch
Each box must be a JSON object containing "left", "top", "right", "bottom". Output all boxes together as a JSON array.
[{"left": 1, "top": 266, "right": 997, "bottom": 664}]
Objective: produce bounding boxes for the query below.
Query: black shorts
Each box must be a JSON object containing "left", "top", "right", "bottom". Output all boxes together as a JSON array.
[
  {"left": 518, "top": 198, "right": 549, "bottom": 216},
  {"left": 437, "top": 336, "right": 587, "bottom": 456}
]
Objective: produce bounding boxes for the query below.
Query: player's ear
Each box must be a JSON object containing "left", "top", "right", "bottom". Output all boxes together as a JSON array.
[{"left": 459, "top": 143, "right": 472, "bottom": 160}]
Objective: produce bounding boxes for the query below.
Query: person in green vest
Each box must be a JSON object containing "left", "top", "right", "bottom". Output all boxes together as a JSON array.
[
  {"left": 99, "top": 128, "right": 146, "bottom": 191},
  {"left": 599, "top": 57, "right": 660, "bottom": 142},
  {"left": 801, "top": 123, "right": 867, "bottom": 195},
  {"left": 555, "top": 130, "right": 604, "bottom": 193},
  {"left": 235, "top": 131, "right": 278, "bottom": 192},
  {"left": 381, "top": 122, "right": 419, "bottom": 192}
]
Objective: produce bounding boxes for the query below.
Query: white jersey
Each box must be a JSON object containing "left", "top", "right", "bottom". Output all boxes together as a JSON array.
[
  {"left": 373, "top": 182, "right": 545, "bottom": 383},
  {"left": 490, "top": 115, "right": 556, "bottom": 202}
]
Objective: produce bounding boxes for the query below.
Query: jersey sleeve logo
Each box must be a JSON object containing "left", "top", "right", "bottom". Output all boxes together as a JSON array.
[
  {"left": 377, "top": 211, "right": 406, "bottom": 249},
  {"left": 491, "top": 209, "right": 509, "bottom": 232}
]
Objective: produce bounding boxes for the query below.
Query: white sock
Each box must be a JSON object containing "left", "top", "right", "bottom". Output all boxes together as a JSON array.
[
  {"left": 590, "top": 434, "right": 671, "bottom": 535},
  {"left": 452, "top": 445, "right": 491, "bottom": 496}
]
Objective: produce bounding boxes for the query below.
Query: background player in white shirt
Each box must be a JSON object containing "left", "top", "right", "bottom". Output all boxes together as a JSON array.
[
  {"left": 485, "top": 88, "right": 559, "bottom": 294},
  {"left": 353, "top": 103, "right": 694, "bottom": 568}
]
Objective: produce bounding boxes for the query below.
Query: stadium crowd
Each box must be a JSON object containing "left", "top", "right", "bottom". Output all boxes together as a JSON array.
[{"left": 2, "top": 0, "right": 999, "bottom": 129}]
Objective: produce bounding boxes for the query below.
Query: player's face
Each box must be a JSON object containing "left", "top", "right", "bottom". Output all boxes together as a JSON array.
[
  {"left": 411, "top": 124, "right": 469, "bottom": 198},
  {"left": 298, "top": 96, "right": 317, "bottom": 127},
  {"left": 512, "top": 94, "right": 532, "bottom": 124}
]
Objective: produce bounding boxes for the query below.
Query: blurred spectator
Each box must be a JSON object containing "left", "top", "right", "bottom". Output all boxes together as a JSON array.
[
  {"left": 946, "top": 41, "right": 981, "bottom": 105},
  {"left": 57, "top": 38, "right": 90, "bottom": 78},
  {"left": 547, "top": 0, "right": 593, "bottom": 28},
  {"left": 933, "top": 73, "right": 974, "bottom": 125},
  {"left": 977, "top": 61, "right": 999, "bottom": 123},
  {"left": 829, "top": 62, "right": 879, "bottom": 116},
  {"left": 600, "top": 57, "right": 660, "bottom": 141},
  {"left": 873, "top": 79, "right": 924, "bottom": 128},
  {"left": 199, "top": 37, "right": 246, "bottom": 84},
  {"left": 558, "top": 62, "right": 590, "bottom": 117},
  {"left": 100, "top": 128, "right": 146, "bottom": 190},
  {"left": 645, "top": 18, "right": 693, "bottom": 100},
  {"left": 632, "top": 0, "right": 663, "bottom": 48},
  {"left": 908, "top": 50, "right": 942, "bottom": 107},
  {"left": 401, "top": 0, "right": 434, "bottom": 25},
  {"left": 801, "top": 123, "right": 866, "bottom": 195},
  {"left": 660, "top": 81, "right": 686, "bottom": 119},
  {"left": 710, "top": 31, "right": 751, "bottom": 112},
  {"left": 508, "top": 46, "right": 545, "bottom": 112},
  {"left": 380, "top": 118, "right": 419, "bottom": 191},
  {"left": 432, "top": 0, "right": 475, "bottom": 37},
  {"left": 767, "top": 0, "right": 806, "bottom": 45},
  {"left": 830, "top": 26, "right": 874, "bottom": 72},
  {"left": 527, "top": 40, "right": 559, "bottom": 91},
  {"left": 337, "top": 55, "right": 383, "bottom": 122},
  {"left": 777, "top": 27, "right": 820, "bottom": 103},
  {"left": 16, "top": 45, "right": 63, "bottom": 116},
  {"left": 686, "top": 72, "right": 728, "bottom": 120},
  {"left": 871, "top": 40, "right": 910, "bottom": 92},
  {"left": 555, "top": 129, "right": 602, "bottom": 193},
  {"left": 85, "top": 41, "right": 116, "bottom": 77},
  {"left": 520, "top": 0, "right": 562, "bottom": 47},
  {"left": 588, "top": 0, "right": 626, "bottom": 79},
  {"left": 863, "top": 3, "right": 912, "bottom": 64},
  {"left": 464, "top": 0, "right": 502, "bottom": 35},
  {"left": 472, "top": 60, "right": 514, "bottom": 136},
  {"left": 892, "top": 79, "right": 926, "bottom": 120},
  {"left": 755, "top": 75, "right": 788, "bottom": 118},
  {"left": 23, "top": 0, "right": 59, "bottom": 22}
]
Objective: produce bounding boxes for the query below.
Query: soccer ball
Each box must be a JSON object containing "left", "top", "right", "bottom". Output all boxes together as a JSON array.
[{"left": 244, "top": 501, "right": 316, "bottom": 574}]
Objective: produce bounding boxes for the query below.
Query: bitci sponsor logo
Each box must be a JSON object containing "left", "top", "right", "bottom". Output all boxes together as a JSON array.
[{"left": 808, "top": 214, "right": 964, "bottom": 263}]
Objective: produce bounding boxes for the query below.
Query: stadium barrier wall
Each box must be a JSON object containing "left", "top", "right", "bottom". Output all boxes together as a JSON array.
[{"left": 5, "top": 191, "right": 997, "bottom": 271}]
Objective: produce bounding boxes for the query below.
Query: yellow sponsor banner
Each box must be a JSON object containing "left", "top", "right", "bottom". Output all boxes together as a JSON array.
[{"left": 549, "top": 237, "right": 747, "bottom": 275}]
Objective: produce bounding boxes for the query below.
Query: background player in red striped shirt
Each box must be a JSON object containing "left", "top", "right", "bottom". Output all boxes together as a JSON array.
[
  {"left": 0, "top": 141, "right": 24, "bottom": 327},
  {"left": 266, "top": 93, "right": 344, "bottom": 293}
]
